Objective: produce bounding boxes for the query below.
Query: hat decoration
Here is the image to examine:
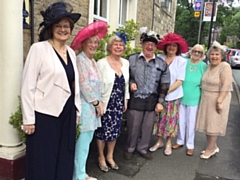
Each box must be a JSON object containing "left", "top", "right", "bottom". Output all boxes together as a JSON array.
[
  {"left": 71, "top": 20, "right": 108, "bottom": 50},
  {"left": 139, "top": 27, "right": 160, "bottom": 45},
  {"left": 211, "top": 41, "right": 227, "bottom": 52},
  {"left": 39, "top": 2, "right": 81, "bottom": 41},
  {"left": 115, "top": 30, "right": 129, "bottom": 45},
  {"left": 157, "top": 33, "right": 188, "bottom": 53}
]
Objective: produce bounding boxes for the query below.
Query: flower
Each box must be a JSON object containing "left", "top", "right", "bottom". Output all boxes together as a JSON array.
[{"left": 115, "top": 31, "right": 129, "bottom": 45}]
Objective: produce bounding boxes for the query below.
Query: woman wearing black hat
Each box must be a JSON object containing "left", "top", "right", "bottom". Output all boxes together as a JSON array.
[{"left": 21, "top": 2, "right": 81, "bottom": 180}]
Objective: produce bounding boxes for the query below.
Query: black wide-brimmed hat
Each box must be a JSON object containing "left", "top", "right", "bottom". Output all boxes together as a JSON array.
[{"left": 39, "top": 2, "right": 81, "bottom": 41}]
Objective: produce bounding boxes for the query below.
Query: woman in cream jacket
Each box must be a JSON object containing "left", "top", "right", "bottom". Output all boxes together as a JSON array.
[
  {"left": 21, "top": 2, "right": 81, "bottom": 179},
  {"left": 95, "top": 34, "right": 129, "bottom": 172}
]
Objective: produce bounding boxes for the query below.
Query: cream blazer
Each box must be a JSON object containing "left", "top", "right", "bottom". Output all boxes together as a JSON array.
[
  {"left": 21, "top": 41, "right": 81, "bottom": 125},
  {"left": 97, "top": 57, "right": 130, "bottom": 112}
]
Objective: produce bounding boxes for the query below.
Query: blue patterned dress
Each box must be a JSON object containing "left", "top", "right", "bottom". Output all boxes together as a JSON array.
[{"left": 95, "top": 74, "right": 125, "bottom": 141}]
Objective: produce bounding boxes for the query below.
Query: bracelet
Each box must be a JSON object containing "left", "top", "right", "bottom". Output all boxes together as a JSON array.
[
  {"left": 158, "top": 98, "right": 165, "bottom": 104},
  {"left": 93, "top": 100, "right": 100, "bottom": 107}
]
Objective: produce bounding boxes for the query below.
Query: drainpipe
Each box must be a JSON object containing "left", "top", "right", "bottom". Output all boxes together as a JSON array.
[
  {"left": 30, "top": 0, "right": 34, "bottom": 44},
  {"left": 152, "top": 0, "right": 155, "bottom": 30}
]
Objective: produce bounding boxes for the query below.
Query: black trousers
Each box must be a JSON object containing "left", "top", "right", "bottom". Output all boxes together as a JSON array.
[{"left": 25, "top": 96, "right": 76, "bottom": 180}]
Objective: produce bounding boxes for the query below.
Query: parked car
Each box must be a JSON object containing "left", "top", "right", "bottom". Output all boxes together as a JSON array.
[
  {"left": 226, "top": 48, "right": 237, "bottom": 63},
  {"left": 229, "top": 50, "right": 240, "bottom": 68}
]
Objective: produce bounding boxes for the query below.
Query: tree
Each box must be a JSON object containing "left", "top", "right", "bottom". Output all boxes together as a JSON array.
[
  {"left": 175, "top": 0, "right": 209, "bottom": 46},
  {"left": 175, "top": 1, "right": 240, "bottom": 47},
  {"left": 219, "top": 7, "right": 240, "bottom": 47}
]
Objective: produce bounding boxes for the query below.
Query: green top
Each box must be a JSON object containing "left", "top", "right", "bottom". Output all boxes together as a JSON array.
[{"left": 181, "top": 58, "right": 207, "bottom": 106}]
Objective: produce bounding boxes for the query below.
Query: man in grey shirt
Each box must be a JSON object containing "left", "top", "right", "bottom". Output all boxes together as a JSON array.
[{"left": 125, "top": 29, "right": 170, "bottom": 160}]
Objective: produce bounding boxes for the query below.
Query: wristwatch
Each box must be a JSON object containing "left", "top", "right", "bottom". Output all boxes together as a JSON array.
[{"left": 158, "top": 98, "right": 165, "bottom": 104}]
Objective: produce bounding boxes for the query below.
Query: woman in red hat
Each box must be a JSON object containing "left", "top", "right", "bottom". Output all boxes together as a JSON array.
[
  {"left": 21, "top": 2, "right": 81, "bottom": 180},
  {"left": 150, "top": 33, "right": 188, "bottom": 156},
  {"left": 71, "top": 21, "right": 108, "bottom": 180}
]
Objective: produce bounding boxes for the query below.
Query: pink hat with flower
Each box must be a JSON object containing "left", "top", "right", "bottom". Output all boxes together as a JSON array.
[
  {"left": 157, "top": 33, "right": 188, "bottom": 53},
  {"left": 71, "top": 20, "right": 108, "bottom": 50}
]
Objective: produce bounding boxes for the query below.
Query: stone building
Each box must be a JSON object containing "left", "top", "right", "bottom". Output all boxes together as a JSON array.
[{"left": 0, "top": 0, "right": 176, "bottom": 179}]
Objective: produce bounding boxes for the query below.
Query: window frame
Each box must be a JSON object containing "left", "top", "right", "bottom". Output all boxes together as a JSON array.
[
  {"left": 118, "top": 0, "right": 129, "bottom": 26},
  {"left": 93, "top": 0, "right": 109, "bottom": 22}
]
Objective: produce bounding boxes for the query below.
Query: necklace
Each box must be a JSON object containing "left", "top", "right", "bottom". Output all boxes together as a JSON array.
[
  {"left": 49, "top": 40, "right": 67, "bottom": 57},
  {"left": 108, "top": 56, "right": 122, "bottom": 76},
  {"left": 190, "top": 64, "right": 197, "bottom": 72}
]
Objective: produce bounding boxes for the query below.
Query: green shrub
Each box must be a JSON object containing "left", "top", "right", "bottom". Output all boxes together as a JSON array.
[
  {"left": 9, "top": 96, "right": 81, "bottom": 142},
  {"left": 9, "top": 96, "right": 26, "bottom": 143}
]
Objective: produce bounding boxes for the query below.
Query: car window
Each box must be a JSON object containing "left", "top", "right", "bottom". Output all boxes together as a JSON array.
[
  {"left": 232, "top": 51, "right": 236, "bottom": 56},
  {"left": 237, "top": 51, "right": 240, "bottom": 56}
]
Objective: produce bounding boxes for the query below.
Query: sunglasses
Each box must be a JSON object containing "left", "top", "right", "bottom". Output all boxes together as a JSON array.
[{"left": 192, "top": 50, "right": 203, "bottom": 54}]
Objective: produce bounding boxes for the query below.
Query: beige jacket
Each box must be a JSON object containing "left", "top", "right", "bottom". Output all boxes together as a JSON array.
[{"left": 21, "top": 41, "right": 81, "bottom": 125}]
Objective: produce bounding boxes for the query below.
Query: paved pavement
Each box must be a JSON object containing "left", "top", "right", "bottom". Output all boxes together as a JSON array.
[{"left": 86, "top": 82, "right": 240, "bottom": 180}]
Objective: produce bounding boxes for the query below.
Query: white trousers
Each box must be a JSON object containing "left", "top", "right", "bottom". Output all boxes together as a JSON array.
[{"left": 177, "top": 104, "right": 198, "bottom": 149}]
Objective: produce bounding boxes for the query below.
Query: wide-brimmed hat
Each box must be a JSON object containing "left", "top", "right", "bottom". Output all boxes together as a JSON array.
[
  {"left": 71, "top": 20, "right": 108, "bottom": 50},
  {"left": 39, "top": 2, "right": 81, "bottom": 41},
  {"left": 157, "top": 33, "right": 188, "bottom": 53},
  {"left": 139, "top": 27, "right": 160, "bottom": 45}
]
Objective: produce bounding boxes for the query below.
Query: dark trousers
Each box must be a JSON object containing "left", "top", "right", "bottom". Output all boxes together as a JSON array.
[
  {"left": 125, "top": 109, "right": 155, "bottom": 154},
  {"left": 25, "top": 99, "right": 76, "bottom": 180}
]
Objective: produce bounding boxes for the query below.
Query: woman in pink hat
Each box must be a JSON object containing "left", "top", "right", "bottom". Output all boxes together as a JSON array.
[
  {"left": 71, "top": 21, "right": 108, "bottom": 180},
  {"left": 150, "top": 33, "right": 188, "bottom": 156},
  {"left": 95, "top": 32, "right": 130, "bottom": 172}
]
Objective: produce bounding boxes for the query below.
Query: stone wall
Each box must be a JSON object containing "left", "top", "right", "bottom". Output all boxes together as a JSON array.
[
  {"left": 23, "top": 0, "right": 177, "bottom": 58},
  {"left": 135, "top": 0, "right": 176, "bottom": 45},
  {"left": 23, "top": 0, "right": 89, "bottom": 60},
  {"left": 153, "top": 0, "right": 177, "bottom": 37}
]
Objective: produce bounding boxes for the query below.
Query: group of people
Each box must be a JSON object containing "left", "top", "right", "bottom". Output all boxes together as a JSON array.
[{"left": 20, "top": 2, "right": 233, "bottom": 180}]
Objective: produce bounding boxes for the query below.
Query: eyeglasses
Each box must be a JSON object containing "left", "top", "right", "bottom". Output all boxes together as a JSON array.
[
  {"left": 192, "top": 50, "right": 203, "bottom": 54},
  {"left": 54, "top": 24, "right": 71, "bottom": 29},
  {"left": 144, "top": 42, "right": 156, "bottom": 47},
  {"left": 86, "top": 40, "right": 99, "bottom": 45}
]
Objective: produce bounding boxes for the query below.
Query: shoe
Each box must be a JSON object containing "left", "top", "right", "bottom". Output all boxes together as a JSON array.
[
  {"left": 106, "top": 159, "right": 119, "bottom": 170},
  {"left": 124, "top": 151, "right": 133, "bottom": 160},
  {"left": 186, "top": 149, "right": 194, "bottom": 156},
  {"left": 172, "top": 143, "right": 184, "bottom": 149},
  {"left": 85, "top": 174, "right": 97, "bottom": 180},
  {"left": 200, "top": 148, "right": 219, "bottom": 159},
  {"left": 138, "top": 152, "right": 153, "bottom": 160},
  {"left": 164, "top": 144, "right": 172, "bottom": 156},
  {"left": 149, "top": 143, "right": 164, "bottom": 152},
  {"left": 201, "top": 147, "right": 219, "bottom": 154},
  {"left": 98, "top": 163, "right": 109, "bottom": 172},
  {"left": 107, "top": 162, "right": 119, "bottom": 170}
]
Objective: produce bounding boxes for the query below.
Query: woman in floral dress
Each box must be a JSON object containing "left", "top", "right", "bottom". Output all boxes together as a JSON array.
[
  {"left": 150, "top": 33, "right": 188, "bottom": 156},
  {"left": 95, "top": 33, "right": 129, "bottom": 171}
]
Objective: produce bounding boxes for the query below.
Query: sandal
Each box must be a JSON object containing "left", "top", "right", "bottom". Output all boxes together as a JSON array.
[
  {"left": 164, "top": 144, "right": 172, "bottom": 156},
  {"left": 149, "top": 143, "right": 164, "bottom": 152}
]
